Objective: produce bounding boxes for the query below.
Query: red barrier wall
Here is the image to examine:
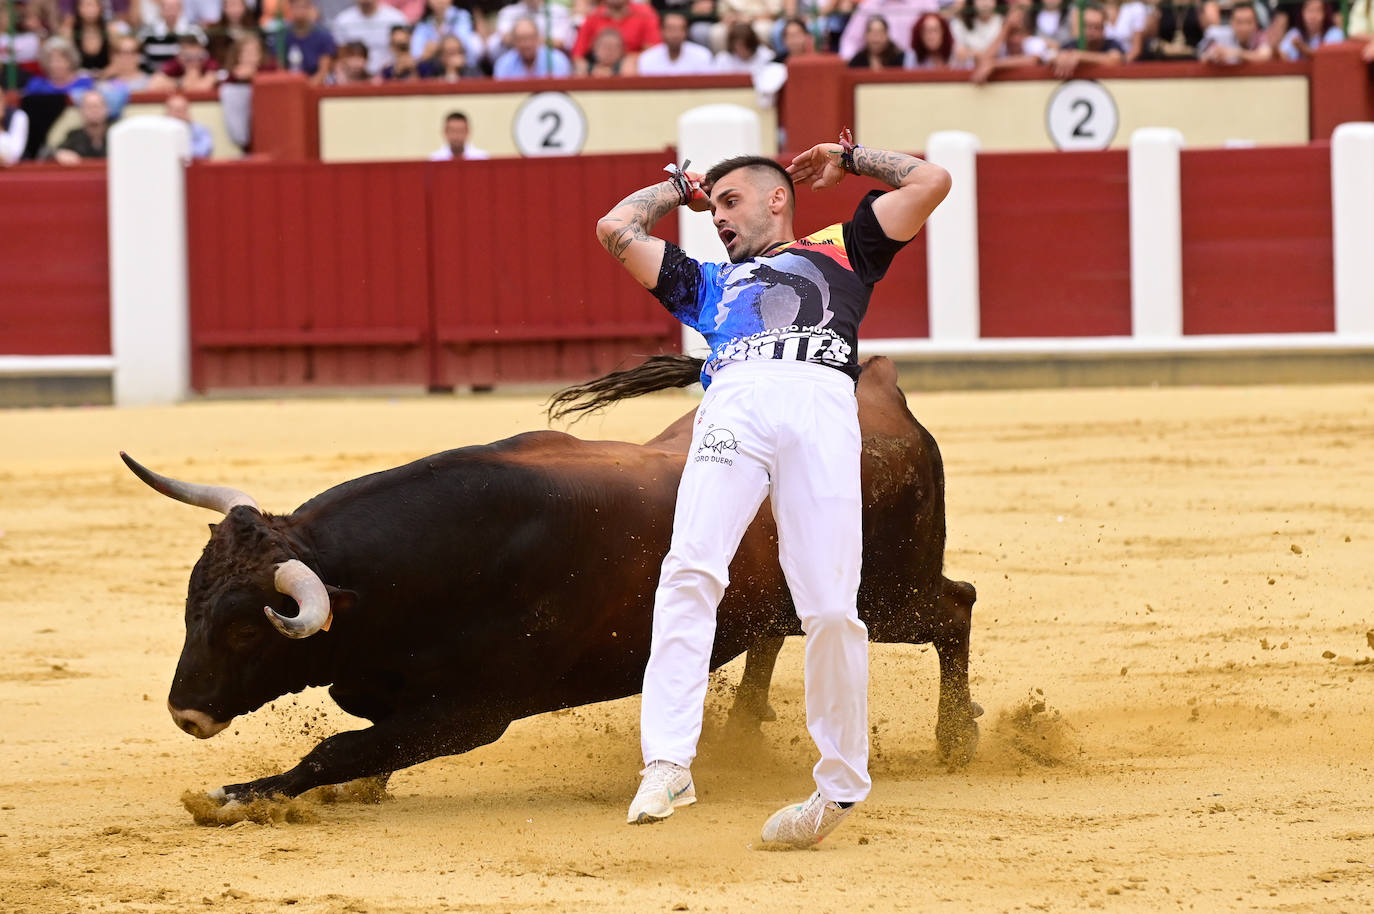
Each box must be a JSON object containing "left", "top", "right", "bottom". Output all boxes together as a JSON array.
[
  {"left": 186, "top": 152, "right": 682, "bottom": 389},
  {"left": 1180, "top": 144, "right": 1334, "bottom": 335},
  {"left": 0, "top": 167, "right": 109, "bottom": 356},
  {"left": 977, "top": 150, "right": 1131, "bottom": 338}
]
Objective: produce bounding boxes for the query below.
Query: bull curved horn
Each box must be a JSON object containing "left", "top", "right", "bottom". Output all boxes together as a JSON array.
[
  {"left": 265, "top": 559, "right": 332, "bottom": 639},
  {"left": 120, "top": 452, "right": 261, "bottom": 515}
]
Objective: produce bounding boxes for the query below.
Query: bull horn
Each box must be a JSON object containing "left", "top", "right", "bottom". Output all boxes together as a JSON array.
[
  {"left": 120, "top": 451, "right": 261, "bottom": 515},
  {"left": 265, "top": 559, "right": 333, "bottom": 639}
]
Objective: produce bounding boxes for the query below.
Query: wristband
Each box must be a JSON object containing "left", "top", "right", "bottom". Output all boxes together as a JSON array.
[
  {"left": 838, "top": 127, "right": 860, "bottom": 175},
  {"left": 663, "top": 159, "right": 700, "bottom": 206}
]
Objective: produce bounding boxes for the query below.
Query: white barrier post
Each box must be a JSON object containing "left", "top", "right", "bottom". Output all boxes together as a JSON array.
[
  {"left": 676, "top": 105, "right": 761, "bottom": 357},
  {"left": 108, "top": 116, "right": 191, "bottom": 407},
  {"left": 1331, "top": 122, "right": 1374, "bottom": 337},
  {"left": 1129, "top": 127, "right": 1185, "bottom": 340},
  {"left": 924, "top": 130, "right": 980, "bottom": 342}
]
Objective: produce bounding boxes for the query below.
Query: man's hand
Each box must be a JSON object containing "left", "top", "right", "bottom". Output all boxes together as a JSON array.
[
  {"left": 683, "top": 170, "right": 712, "bottom": 212},
  {"left": 786, "top": 143, "right": 846, "bottom": 191}
]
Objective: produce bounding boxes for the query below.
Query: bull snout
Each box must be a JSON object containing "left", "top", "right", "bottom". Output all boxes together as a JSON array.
[{"left": 168, "top": 701, "right": 230, "bottom": 739}]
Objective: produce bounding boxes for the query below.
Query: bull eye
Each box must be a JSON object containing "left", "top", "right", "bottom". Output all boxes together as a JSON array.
[{"left": 226, "top": 620, "right": 263, "bottom": 650}]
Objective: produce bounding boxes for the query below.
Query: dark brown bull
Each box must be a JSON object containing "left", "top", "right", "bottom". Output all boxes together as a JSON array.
[{"left": 125, "top": 355, "right": 979, "bottom": 801}]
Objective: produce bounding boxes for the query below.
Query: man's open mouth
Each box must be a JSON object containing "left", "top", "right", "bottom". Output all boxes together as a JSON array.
[{"left": 718, "top": 227, "right": 738, "bottom": 247}]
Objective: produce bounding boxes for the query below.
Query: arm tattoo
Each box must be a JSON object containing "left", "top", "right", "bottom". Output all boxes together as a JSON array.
[
  {"left": 851, "top": 147, "right": 923, "bottom": 190},
  {"left": 598, "top": 182, "right": 682, "bottom": 262}
]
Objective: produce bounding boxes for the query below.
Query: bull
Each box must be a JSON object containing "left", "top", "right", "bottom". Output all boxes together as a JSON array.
[{"left": 123, "top": 355, "right": 979, "bottom": 801}]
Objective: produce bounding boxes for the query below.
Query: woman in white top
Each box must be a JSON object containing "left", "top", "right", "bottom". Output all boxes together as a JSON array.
[
  {"left": 1031, "top": 0, "right": 1074, "bottom": 47},
  {"left": 0, "top": 92, "right": 30, "bottom": 166},
  {"left": 1103, "top": 0, "right": 1149, "bottom": 60},
  {"left": 714, "top": 20, "right": 776, "bottom": 72},
  {"left": 1278, "top": 0, "right": 1343, "bottom": 59},
  {"left": 950, "top": 0, "right": 1003, "bottom": 65}
]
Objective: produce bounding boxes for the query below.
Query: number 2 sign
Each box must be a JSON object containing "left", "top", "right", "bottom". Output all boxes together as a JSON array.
[
  {"left": 513, "top": 92, "right": 589, "bottom": 157},
  {"left": 1045, "top": 80, "right": 1119, "bottom": 151}
]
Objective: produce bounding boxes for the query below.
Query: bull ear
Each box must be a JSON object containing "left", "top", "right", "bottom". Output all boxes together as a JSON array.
[{"left": 322, "top": 587, "right": 358, "bottom": 632}]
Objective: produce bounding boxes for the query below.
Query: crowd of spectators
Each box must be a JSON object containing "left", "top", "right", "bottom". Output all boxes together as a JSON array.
[{"left": 2, "top": 0, "right": 1373, "bottom": 164}]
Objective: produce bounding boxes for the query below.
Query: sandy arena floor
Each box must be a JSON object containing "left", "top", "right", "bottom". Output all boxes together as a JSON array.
[{"left": 1, "top": 379, "right": 1372, "bottom": 913}]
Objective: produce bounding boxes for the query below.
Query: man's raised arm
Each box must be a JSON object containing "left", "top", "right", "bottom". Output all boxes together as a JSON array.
[
  {"left": 595, "top": 171, "right": 705, "bottom": 289},
  {"left": 787, "top": 141, "right": 951, "bottom": 242}
]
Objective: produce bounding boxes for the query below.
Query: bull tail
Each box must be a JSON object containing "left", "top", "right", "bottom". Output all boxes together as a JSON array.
[{"left": 546, "top": 354, "right": 705, "bottom": 423}]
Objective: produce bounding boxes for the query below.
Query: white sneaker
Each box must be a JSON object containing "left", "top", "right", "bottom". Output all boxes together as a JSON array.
[
  {"left": 627, "top": 760, "right": 696, "bottom": 824},
  {"left": 759, "top": 791, "right": 854, "bottom": 848}
]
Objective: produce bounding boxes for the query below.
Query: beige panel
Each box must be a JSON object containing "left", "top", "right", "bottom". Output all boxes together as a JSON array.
[
  {"left": 124, "top": 102, "right": 239, "bottom": 159},
  {"left": 42, "top": 101, "right": 237, "bottom": 159},
  {"left": 856, "top": 76, "right": 1309, "bottom": 152},
  {"left": 319, "top": 88, "right": 777, "bottom": 162}
]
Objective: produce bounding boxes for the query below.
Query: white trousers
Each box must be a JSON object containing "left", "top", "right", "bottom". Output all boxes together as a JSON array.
[{"left": 640, "top": 359, "right": 871, "bottom": 803}]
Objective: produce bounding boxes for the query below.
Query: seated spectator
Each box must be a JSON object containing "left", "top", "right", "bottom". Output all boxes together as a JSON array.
[
  {"left": 222, "top": 30, "right": 274, "bottom": 81},
  {"left": 714, "top": 19, "right": 773, "bottom": 71},
  {"left": 1030, "top": 0, "right": 1073, "bottom": 47},
  {"left": 23, "top": 37, "right": 96, "bottom": 100},
  {"left": 428, "top": 33, "right": 484, "bottom": 78},
  {"left": 380, "top": 24, "right": 430, "bottom": 78},
  {"left": 907, "top": 10, "right": 955, "bottom": 68},
  {"left": 52, "top": 87, "right": 111, "bottom": 163},
  {"left": 205, "top": 0, "right": 260, "bottom": 63},
  {"left": 493, "top": 17, "right": 573, "bottom": 76},
  {"left": 332, "top": 0, "right": 407, "bottom": 74},
  {"left": 1142, "top": 0, "right": 1205, "bottom": 59},
  {"left": 571, "top": 0, "right": 661, "bottom": 74},
  {"left": 971, "top": 5, "right": 1050, "bottom": 81},
  {"left": 140, "top": 0, "right": 209, "bottom": 73},
  {"left": 280, "top": 0, "right": 336, "bottom": 82},
  {"left": 1278, "top": 0, "right": 1342, "bottom": 59},
  {"left": 148, "top": 33, "right": 219, "bottom": 91},
  {"left": 328, "top": 37, "right": 371, "bottom": 81},
  {"left": 951, "top": 0, "right": 1004, "bottom": 65},
  {"left": 99, "top": 34, "right": 153, "bottom": 107},
  {"left": 410, "top": 0, "right": 484, "bottom": 69},
  {"left": 707, "top": 0, "right": 783, "bottom": 54},
  {"left": 1103, "top": 0, "right": 1149, "bottom": 60},
  {"left": 165, "top": 90, "right": 212, "bottom": 158},
  {"left": 837, "top": 0, "right": 932, "bottom": 60},
  {"left": 1197, "top": 2, "right": 1272, "bottom": 63},
  {"left": 776, "top": 16, "right": 816, "bottom": 63},
  {"left": 429, "top": 110, "right": 489, "bottom": 160},
  {"left": 0, "top": 92, "right": 30, "bottom": 165},
  {"left": 587, "top": 25, "right": 638, "bottom": 74},
  {"left": 0, "top": 2, "right": 44, "bottom": 86},
  {"left": 64, "top": 0, "right": 118, "bottom": 72},
  {"left": 638, "top": 10, "right": 713, "bottom": 73},
  {"left": 848, "top": 12, "right": 903, "bottom": 67},
  {"left": 819, "top": 0, "right": 857, "bottom": 52},
  {"left": 490, "top": 0, "right": 575, "bottom": 59},
  {"left": 137, "top": 0, "right": 222, "bottom": 28},
  {"left": 1051, "top": 1, "right": 1124, "bottom": 77},
  {"left": 1349, "top": 0, "right": 1374, "bottom": 60}
]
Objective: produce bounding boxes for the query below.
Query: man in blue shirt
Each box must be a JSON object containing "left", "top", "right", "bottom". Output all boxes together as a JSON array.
[
  {"left": 493, "top": 17, "right": 572, "bottom": 78},
  {"left": 282, "top": 0, "right": 338, "bottom": 82}
]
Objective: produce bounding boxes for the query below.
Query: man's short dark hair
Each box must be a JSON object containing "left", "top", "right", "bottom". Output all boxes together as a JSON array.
[
  {"left": 445, "top": 111, "right": 469, "bottom": 125},
  {"left": 1231, "top": 1, "right": 1256, "bottom": 15},
  {"left": 662, "top": 10, "right": 688, "bottom": 25},
  {"left": 706, "top": 155, "right": 795, "bottom": 207}
]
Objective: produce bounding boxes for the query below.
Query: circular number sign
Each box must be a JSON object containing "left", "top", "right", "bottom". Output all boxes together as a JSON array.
[
  {"left": 513, "top": 92, "right": 588, "bottom": 157},
  {"left": 1045, "top": 80, "right": 1119, "bottom": 151}
]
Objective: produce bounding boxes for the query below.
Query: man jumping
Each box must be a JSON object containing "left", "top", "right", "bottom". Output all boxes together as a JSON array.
[{"left": 595, "top": 134, "right": 950, "bottom": 848}]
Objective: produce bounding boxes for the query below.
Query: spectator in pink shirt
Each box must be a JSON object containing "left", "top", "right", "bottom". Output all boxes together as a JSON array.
[
  {"left": 571, "top": 0, "right": 661, "bottom": 73},
  {"left": 838, "top": 0, "right": 936, "bottom": 60}
]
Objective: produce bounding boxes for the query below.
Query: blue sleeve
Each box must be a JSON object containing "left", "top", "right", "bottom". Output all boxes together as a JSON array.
[{"left": 651, "top": 242, "right": 708, "bottom": 327}]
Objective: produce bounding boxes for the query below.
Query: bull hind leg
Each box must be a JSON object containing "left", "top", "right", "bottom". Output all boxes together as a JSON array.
[
  {"left": 728, "top": 635, "right": 785, "bottom": 725},
  {"left": 932, "top": 577, "right": 982, "bottom": 767}
]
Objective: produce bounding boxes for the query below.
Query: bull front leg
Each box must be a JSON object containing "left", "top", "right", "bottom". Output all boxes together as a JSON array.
[
  {"left": 217, "top": 704, "right": 511, "bottom": 800},
  {"left": 933, "top": 578, "right": 981, "bottom": 766},
  {"left": 728, "top": 635, "right": 784, "bottom": 725}
]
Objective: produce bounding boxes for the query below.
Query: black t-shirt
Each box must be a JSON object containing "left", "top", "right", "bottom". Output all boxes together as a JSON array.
[{"left": 651, "top": 190, "right": 908, "bottom": 387}]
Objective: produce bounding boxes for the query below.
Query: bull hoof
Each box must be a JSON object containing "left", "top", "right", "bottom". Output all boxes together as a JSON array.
[
  {"left": 971, "top": 701, "right": 984, "bottom": 719},
  {"left": 936, "top": 719, "right": 980, "bottom": 768}
]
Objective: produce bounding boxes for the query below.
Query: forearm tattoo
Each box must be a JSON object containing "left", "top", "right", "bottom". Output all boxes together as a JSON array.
[
  {"left": 599, "top": 182, "right": 681, "bottom": 262},
  {"left": 851, "top": 147, "right": 923, "bottom": 190}
]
